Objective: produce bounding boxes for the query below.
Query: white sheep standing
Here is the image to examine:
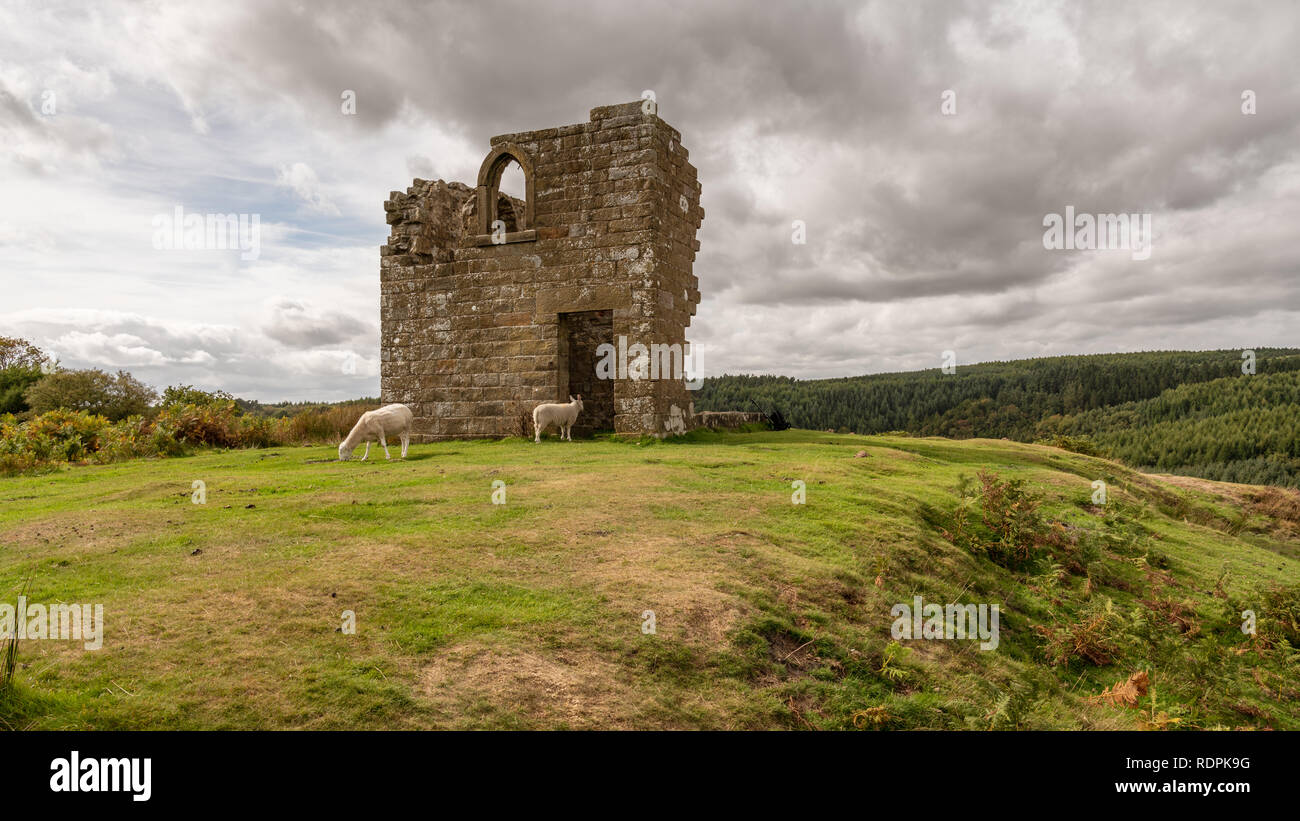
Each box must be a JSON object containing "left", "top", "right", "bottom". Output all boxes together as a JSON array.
[
  {"left": 339, "top": 403, "right": 413, "bottom": 461},
  {"left": 533, "top": 395, "right": 583, "bottom": 442}
]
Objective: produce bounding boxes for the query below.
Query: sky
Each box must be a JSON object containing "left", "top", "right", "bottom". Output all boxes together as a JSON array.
[{"left": 1, "top": 0, "right": 1297, "bottom": 401}]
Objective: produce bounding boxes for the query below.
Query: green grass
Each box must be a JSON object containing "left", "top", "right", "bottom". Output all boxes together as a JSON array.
[{"left": 1, "top": 429, "right": 1297, "bottom": 730}]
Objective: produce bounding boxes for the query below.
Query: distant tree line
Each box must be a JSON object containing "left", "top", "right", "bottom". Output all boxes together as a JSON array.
[{"left": 696, "top": 349, "right": 1300, "bottom": 487}]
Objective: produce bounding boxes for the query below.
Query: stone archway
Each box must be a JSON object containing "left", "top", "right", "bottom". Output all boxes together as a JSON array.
[{"left": 474, "top": 142, "right": 535, "bottom": 239}]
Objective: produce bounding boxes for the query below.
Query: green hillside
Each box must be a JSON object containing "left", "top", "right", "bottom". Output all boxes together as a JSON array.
[
  {"left": 696, "top": 349, "right": 1300, "bottom": 487},
  {"left": 1039, "top": 370, "right": 1300, "bottom": 486},
  {"left": 3, "top": 430, "right": 1297, "bottom": 730}
]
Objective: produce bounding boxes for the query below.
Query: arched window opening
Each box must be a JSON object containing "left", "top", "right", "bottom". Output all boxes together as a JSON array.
[
  {"left": 498, "top": 159, "right": 525, "bottom": 201},
  {"left": 493, "top": 159, "right": 526, "bottom": 232},
  {"left": 474, "top": 143, "right": 536, "bottom": 244}
]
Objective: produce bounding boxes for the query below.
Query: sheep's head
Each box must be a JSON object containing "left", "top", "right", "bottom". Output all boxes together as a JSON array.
[
  {"left": 572, "top": 394, "right": 583, "bottom": 412},
  {"left": 338, "top": 441, "right": 353, "bottom": 461}
]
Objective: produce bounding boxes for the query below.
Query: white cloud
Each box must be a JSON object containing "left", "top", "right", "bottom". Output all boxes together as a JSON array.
[
  {"left": 0, "top": 307, "right": 377, "bottom": 401},
  {"left": 275, "top": 162, "right": 340, "bottom": 216}
]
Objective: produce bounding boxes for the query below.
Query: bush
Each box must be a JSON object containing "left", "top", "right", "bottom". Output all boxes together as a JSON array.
[
  {"left": 1035, "top": 603, "right": 1124, "bottom": 666},
  {"left": 96, "top": 415, "right": 155, "bottom": 462},
  {"left": 1036, "top": 434, "right": 1105, "bottom": 457},
  {"left": 275, "top": 405, "right": 374, "bottom": 444},
  {"left": 24, "top": 369, "right": 157, "bottom": 421},
  {"left": 151, "top": 402, "right": 242, "bottom": 448},
  {"left": 0, "top": 396, "right": 377, "bottom": 475},
  {"left": 1, "top": 409, "right": 112, "bottom": 461},
  {"left": 1227, "top": 583, "right": 1300, "bottom": 652},
  {"left": 160, "top": 384, "right": 238, "bottom": 410},
  {"left": 942, "top": 470, "right": 1054, "bottom": 569},
  {"left": 0, "top": 365, "right": 43, "bottom": 416},
  {"left": 238, "top": 414, "right": 278, "bottom": 448}
]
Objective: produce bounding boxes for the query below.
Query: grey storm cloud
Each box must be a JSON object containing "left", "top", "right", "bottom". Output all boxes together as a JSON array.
[
  {"left": 262, "top": 301, "right": 373, "bottom": 349},
  {"left": 0, "top": 79, "right": 116, "bottom": 174},
  {"left": 0, "top": 84, "right": 41, "bottom": 130}
]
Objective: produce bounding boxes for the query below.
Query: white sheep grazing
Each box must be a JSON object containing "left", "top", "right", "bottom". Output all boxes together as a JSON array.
[
  {"left": 339, "top": 403, "right": 413, "bottom": 461},
  {"left": 533, "top": 395, "right": 583, "bottom": 442}
]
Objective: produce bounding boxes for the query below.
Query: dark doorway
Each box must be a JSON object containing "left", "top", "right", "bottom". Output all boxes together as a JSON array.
[{"left": 559, "top": 310, "right": 614, "bottom": 435}]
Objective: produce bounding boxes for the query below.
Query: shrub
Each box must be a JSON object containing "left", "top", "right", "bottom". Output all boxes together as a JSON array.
[
  {"left": 0, "top": 451, "right": 46, "bottom": 475},
  {"left": 95, "top": 415, "right": 155, "bottom": 462},
  {"left": 0, "top": 365, "right": 43, "bottom": 416},
  {"left": 151, "top": 402, "right": 242, "bottom": 448},
  {"left": 18, "top": 409, "right": 111, "bottom": 459},
  {"left": 24, "top": 368, "right": 157, "bottom": 421},
  {"left": 237, "top": 414, "right": 278, "bottom": 448},
  {"left": 275, "top": 405, "right": 374, "bottom": 444},
  {"left": 0, "top": 396, "right": 377, "bottom": 475},
  {"left": 1227, "top": 583, "right": 1300, "bottom": 652},
  {"left": 1036, "top": 434, "right": 1105, "bottom": 457},
  {"left": 1260, "top": 584, "right": 1300, "bottom": 647},
  {"left": 160, "top": 384, "right": 238, "bottom": 410},
  {"left": 942, "top": 470, "right": 1054, "bottom": 569},
  {"left": 1035, "top": 603, "right": 1124, "bottom": 666}
]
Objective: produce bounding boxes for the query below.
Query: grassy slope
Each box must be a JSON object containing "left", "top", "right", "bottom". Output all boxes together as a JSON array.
[{"left": 1, "top": 430, "right": 1297, "bottom": 730}]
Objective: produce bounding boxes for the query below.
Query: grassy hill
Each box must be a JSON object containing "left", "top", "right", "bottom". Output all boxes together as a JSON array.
[
  {"left": 696, "top": 349, "right": 1300, "bottom": 487},
  {"left": 2, "top": 430, "right": 1298, "bottom": 730}
]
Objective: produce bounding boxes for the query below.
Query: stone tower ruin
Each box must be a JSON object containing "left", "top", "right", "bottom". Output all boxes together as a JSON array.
[{"left": 379, "top": 101, "right": 704, "bottom": 440}]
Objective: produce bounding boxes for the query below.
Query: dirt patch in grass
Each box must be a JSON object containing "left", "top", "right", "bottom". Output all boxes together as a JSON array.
[
  {"left": 578, "top": 532, "right": 751, "bottom": 647},
  {"left": 764, "top": 627, "right": 817, "bottom": 670},
  {"left": 417, "top": 643, "right": 633, "bottom": 728},
  {"left": 678, "top": 600, "right": 745, "bottom": 644},
  {"left": 0, "top": 509, "right": 165, "bottom": 560}
]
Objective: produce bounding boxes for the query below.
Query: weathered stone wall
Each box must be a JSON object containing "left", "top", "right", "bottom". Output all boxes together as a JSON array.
[
  {"left": 380, "top": 101, "right": 704, "bottom": 441},
  {"left": 697, "top": 411, "right": 766, "bottom": 429}
]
